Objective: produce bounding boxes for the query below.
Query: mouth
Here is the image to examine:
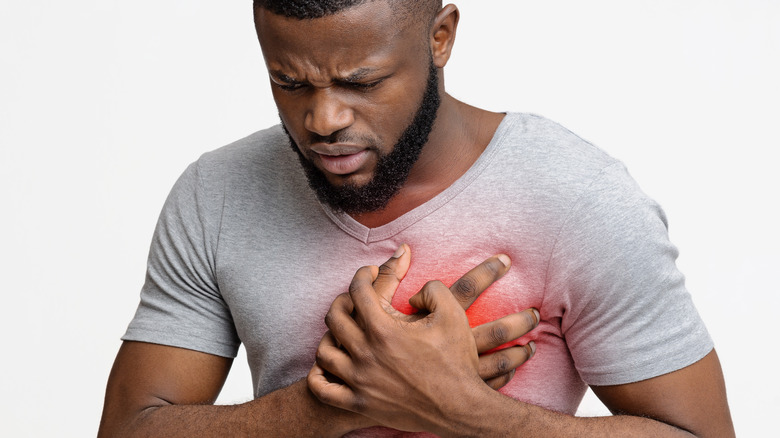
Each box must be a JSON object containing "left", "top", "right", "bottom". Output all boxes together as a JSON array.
[{"left": 311, "top": 144, "right": 371, "bottom": 176}]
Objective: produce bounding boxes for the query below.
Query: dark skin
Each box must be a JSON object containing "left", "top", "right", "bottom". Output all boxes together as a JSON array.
[
  {"left": 260, "top": 1, "right": 734, "bottom": 436},
  {"left": 311, "top": 247, "right": 733, "bottom": 437},
  {"left": 99, "top": 253, "right": 536, "bottom": 437},
  {"left": 100, "top": 1, "right": 735, "bottom": 436},
  {"left": 260, "top": 2, "right": 503, "bottom": 228},
  {"left": 100, "top": 3, "right": 534, "bottom": 436}
]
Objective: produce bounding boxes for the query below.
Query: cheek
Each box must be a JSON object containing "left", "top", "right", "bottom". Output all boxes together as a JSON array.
[
  {"left": 273, "top": 92, "right": 303, "bottom": 127},
  {"left": 353, "top": 94, "right": 414, "bottom": 146}
]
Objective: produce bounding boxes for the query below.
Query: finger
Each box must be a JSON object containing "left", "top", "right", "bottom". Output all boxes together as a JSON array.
[
  {"left": 324, "top": 293, "right": 366, "bottom": 354},
  {"left": 472, "top": 308, "right": 540, "bottom": 353},
  {"left": 372, "top": 244, "right": 412, "bottom": 305},
  {"left": 484, "top": 369, "right": 515, "bottom": 391},
  {"left": 307, "top": 362, "right": 364, "bottom": 413},
  {"left": 314, "top": 332, "right": 357, "bottom": 385},
  {"left": 478, "top": 342, "right": 536, "bottom": 382},
  {"left": 449, "top": 254, "right": 511, "bottom": 310},
  {"left": 348, "top": 264, "right": 389, "bottom": 326},
  {"left": 407, "top": 280, "right": 462, "bottom": 318}
]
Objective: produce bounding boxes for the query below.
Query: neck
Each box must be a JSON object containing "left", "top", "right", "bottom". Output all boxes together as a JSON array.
[{"left": 349, "top": 95, "right": 504, "bottom": 228}]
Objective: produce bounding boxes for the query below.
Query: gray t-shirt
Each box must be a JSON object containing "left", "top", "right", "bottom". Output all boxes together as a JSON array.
[{"left": 124, "top": 113, "right": 712, "bottom": 420}]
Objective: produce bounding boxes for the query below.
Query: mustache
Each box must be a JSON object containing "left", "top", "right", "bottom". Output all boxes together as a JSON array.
[{"left": 308, "top": 131, "right": 378, "bottom": 147}]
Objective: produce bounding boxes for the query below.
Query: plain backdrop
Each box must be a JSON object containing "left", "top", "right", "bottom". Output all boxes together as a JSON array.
[{"left": 1, "top": 1, "right": 778, "bottom": 436}]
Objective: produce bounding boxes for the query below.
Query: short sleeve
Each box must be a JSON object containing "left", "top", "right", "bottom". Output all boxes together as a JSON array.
[
  {"left": 122, "top": 159, "right": 240, "bottom": 358},
  {"left": 546, "top": 163, "right": 713, "bottom": 386}
]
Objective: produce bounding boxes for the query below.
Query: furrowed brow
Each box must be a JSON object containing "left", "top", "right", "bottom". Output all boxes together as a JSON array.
[
  {"left": 269, "top": 67, "right": 381, "bottom": 85},
  {"left": 341, "top": 67, "right": 380, "bottom": 83},
  {"left": 269, "top": 71, "right": 300, "bottom": 83}
]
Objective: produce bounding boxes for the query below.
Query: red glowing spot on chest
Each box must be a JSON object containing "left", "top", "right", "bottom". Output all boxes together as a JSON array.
[{"left": 390, "top": 270, "right": 527, "bottom": 328}]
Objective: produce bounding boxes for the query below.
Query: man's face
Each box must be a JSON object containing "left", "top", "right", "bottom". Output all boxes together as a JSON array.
[{"left": 255, "top": 2, "right": 439, "bottom": 213}]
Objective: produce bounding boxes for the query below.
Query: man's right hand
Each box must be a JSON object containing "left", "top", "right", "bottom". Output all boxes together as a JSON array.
[
  {"left": 362, "top": 243, "right": 540, "bottom": 389},
  {"left": 308, "top": 244, "right": 540, "bottom": 432}
]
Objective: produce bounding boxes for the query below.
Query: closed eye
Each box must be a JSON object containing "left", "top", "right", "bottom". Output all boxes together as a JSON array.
[
  {"left": 342, "top": 79, "right": 384, "bottom": 92},
  {"left": 270, "top": 72, "right": 308, "bottom": 92},
  {"left": 279, "top": 83, "right": 304, "bottom": 91}
]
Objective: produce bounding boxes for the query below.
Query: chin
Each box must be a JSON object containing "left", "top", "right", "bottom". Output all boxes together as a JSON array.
[{"left": 324, "top": 172, "right": 374, "bottom": 190}]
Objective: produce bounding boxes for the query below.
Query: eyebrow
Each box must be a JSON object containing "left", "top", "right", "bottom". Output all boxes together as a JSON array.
[
  {"left": 270, "top": 71, "right": 299, "bottom": 84},
  {"left": 269, "top": 67, "right": 381, "bottom": 84},
  {"left": 341, "top": 68, "right": 379, "bottom": 82}
]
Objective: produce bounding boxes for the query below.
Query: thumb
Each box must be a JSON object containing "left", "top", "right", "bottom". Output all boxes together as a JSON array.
[{"left": 372, "top": 243, "right": 411, "bottom": 305}]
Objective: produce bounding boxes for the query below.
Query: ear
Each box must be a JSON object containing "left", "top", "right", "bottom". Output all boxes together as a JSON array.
[{"left": 430, "top": 4, "right": 460, "bottom": 69}]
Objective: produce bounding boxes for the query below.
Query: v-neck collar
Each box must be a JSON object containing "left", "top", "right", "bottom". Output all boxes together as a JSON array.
[{"left": 318, "top": 113, "right": 517, "bottom": 244}]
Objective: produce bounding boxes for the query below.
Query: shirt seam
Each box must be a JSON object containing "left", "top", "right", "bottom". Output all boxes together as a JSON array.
[{"left": 540, "top": 161, "right": 626, "bottom": 324}]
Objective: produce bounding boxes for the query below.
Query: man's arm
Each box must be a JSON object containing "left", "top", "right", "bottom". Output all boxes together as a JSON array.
[
  {"left": 424, "top": 349, "right": 733, "bottom": 437},
  {"left": 439, "top": 349, "right": 734, "bottom": 437},
  {"left": 98, "top": 341, "right": 372, "bottom": 438},
  {"left": 590, "top": 349, "right": 734, "bottom": 437},
  {"left": 310, "top": 252, "right": 734, "bottom": 437},
  {"left": 99, "top": 248, "right": 538, "bottom": 437}
]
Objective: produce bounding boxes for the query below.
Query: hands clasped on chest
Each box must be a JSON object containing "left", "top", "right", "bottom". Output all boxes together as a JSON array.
[{"left": 308, "top": 243, "right": 540, "bottom": 435}]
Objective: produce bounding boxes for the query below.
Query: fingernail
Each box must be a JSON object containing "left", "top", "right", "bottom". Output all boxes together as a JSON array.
[
  {"left": 529, "top": 341, "right": 536, "bottom": 356},
  {"left": 497, "top": 254, "right": 511, "bottom": 267},
  {"left": 392, "top": 244, "right": 406, "bottom": 258},
  {"left": 532, "top": 308, "right": 540, "bottom": 325}
]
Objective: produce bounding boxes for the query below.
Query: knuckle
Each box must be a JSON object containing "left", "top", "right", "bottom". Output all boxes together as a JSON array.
[
  {"left": 324, "top": 310, "right": 336, "bottom": 328},
  {"left": 452, "top": 276, "right": 479, "bottom": 301},
  {"left": 310, "top": 382, "right": 330, "bottom": 402},
  {"left": 494, "top": 353, "right": 512, "bottom": 373},
  {"left": 366, "top": 323, "right": 390, "bottom": 343},
  {"left": 488, "top": 324, "right": 510, "bottom": 345},
  {"left": 335, "top": 293, "right": 354, "bottom": 312},
  {"left": 348, "top": 281, "right": 361, "bottom": 296},
  {"left": 350, "top": 395, "right": 368, "bottom": 414},
  {"left": 377, "top": 263, "right": 395, "bottom": 277},
  {"left": 423, "top": 279, "right": 445, "bottom": 290},
  {"left": 314, "top": 346, "right": 330, "bottom": 367}
]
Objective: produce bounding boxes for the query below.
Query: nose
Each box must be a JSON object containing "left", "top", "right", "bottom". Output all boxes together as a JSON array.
[{"left": 304, "top": 88, "right": 354, "bottom": 137}]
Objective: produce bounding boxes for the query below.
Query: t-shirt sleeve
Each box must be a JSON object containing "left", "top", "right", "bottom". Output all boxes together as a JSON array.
[
  {"left": 122, "top": 159, "right": 240, "bottom": 358},
  {"left": 546, "top": 163, "right": 713, "bottom": 386}
]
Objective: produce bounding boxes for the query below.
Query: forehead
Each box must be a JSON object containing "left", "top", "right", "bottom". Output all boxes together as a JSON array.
[{"left": 255, "top": 2, "right": 423, "bottom": 78}]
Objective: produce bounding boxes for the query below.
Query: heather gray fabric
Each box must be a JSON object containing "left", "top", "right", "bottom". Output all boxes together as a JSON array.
[{"left": 123, "top": 112, "right": 713, "bottom": 416}]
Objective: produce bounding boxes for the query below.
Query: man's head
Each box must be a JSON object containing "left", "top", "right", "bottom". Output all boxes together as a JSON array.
[
  {"left": 253, "top": 0, "right": 441, "bottom": 27},
  {"left": 254, "top": 0, "right": 457, "bottom": 214}
]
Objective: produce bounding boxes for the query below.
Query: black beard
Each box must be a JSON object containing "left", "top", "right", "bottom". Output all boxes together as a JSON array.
[{"left": 283, "top": 62, "right": 440, "bottom": 214}]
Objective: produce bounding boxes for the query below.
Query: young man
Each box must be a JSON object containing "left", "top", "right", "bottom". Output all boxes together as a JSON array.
[{"left": 99, "top": 1, "right": 734, "bottom": 436}]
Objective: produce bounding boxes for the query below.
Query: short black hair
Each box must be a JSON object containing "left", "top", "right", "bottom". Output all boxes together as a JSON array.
[{"left": 253, "top": 0, "right": 442, "bottom": 30}]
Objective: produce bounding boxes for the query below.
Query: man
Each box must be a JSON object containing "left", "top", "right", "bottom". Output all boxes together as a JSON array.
[{"left": 99, "top": 1, "right": 734, "bottom": 436}]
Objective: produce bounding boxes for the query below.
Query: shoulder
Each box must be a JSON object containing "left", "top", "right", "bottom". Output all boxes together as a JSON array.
[
  {"left": 193, "top": 124, "right": 294, "bottom": 182},
  {"left": 160, "top": 123, "right": 303, "bottom": 221},
  {"left": 498, "top": 113, "right": 619, "bottom": 181},
  {"left": 485, "top": 113, "right": 643, "bottom": 222}
]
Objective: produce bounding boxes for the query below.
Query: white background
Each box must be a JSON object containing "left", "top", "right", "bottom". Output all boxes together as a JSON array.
[{"left": 1, "top": 0, "right": 778, "bottom": 436}]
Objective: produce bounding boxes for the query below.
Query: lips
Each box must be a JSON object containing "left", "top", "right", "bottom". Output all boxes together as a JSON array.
[
  {"left": 316, "top": 150, "right": 370, "bottom": 175},
  {"left": 311, "top": 144, "right": 371, "bottom": 175}
]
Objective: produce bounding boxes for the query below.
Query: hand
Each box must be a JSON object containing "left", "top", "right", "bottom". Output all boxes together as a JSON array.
[
  {"left": 307, "top": 244, "right": 539, "bottom": 432},
  {"left": 353, "top": 243, "right": 539, "bottom": 388}
]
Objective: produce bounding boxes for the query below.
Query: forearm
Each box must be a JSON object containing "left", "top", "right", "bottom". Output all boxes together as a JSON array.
[
  {"left": 435, "top": 387, "right": 694, "bottom": 438},
  {"left": 99, "top": 379, "right": 375, "bottom": 438}
]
